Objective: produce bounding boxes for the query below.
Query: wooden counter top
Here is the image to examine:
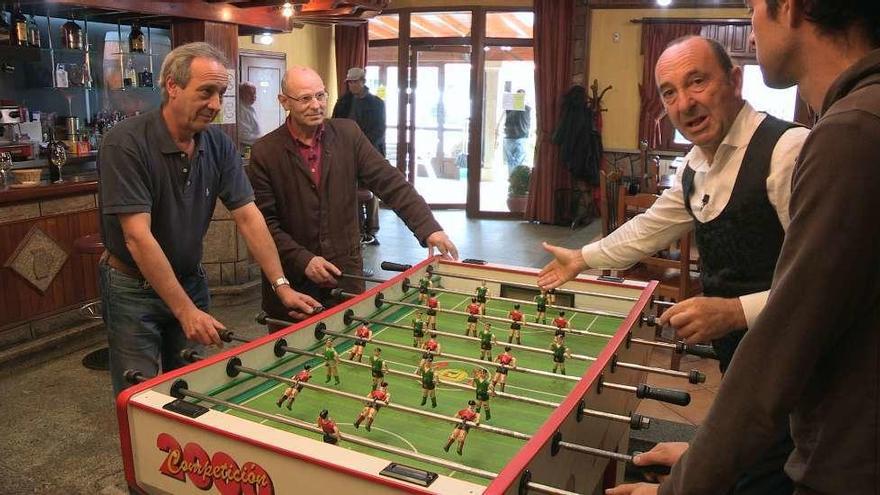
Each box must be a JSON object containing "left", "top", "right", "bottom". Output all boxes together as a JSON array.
[{"left": 0, "top": 177, "right": 98, "bottom": 206}]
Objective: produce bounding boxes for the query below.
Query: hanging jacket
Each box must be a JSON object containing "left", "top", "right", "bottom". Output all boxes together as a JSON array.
[{"left": 552, "top": 85, "right": 602, "bottom": 185}]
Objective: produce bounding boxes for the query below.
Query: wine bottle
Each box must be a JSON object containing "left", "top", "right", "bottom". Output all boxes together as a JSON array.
[
  {"left": 11, "top": 4, "right": 26, "bottom": 47},
  {"left": 26, "top": 14, "right": 39, "bottom": 48}
]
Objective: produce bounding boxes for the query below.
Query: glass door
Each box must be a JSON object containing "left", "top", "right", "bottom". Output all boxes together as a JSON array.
[{"left": 407, "top": 46, "right": 472, "bottom": 207}]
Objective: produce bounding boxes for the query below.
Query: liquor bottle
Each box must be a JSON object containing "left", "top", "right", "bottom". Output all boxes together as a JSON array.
[
  {"left": 124, "top": 57, "right": 137, "bottom": 87},
  {"left": 137, "top": 67, "right": 153, "bottom": 87},
  {"left": 26, "top": 14, "right": 39, "bottom": 48},
  {"left": 61, "top": 18, "right": 82, "bottom": 50},
  {"left": 128, "top": 21, "right": 144, "bottom": 53},
  {"left": 11, "top": 5, "right": 26, "bottom": 47}
]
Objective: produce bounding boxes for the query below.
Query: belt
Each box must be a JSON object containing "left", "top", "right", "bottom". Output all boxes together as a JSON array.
[{"left": 102, "top": 250, "right": 143, "bottom": 279}]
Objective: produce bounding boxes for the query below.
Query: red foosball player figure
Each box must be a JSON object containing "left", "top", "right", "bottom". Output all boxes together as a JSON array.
[
  {"left": 534, "top": 290, "right": 549, "bottom": 324},
  {"left": 323, "top": 339, "right": 340, "bottom": 385},
  {"left": 418, "top": 333, "right": 442, "bottom": 375},
  {"left": 354, "top": 382, "right": 391, "bottom": 432},
  {"left": 412, "top": 311, "right": 426, "bottom": 348},
  {"left": 276, "top": 365, "right": 312, "bottom": 410},
  {"left": 553, "top": 311, "right": 569, "bottom": 338},
  {"left": 369, "top": 347, "right": 388, "bottom": 390},
  {"left": 317, "top": 409, "right": 341, "bottom": 444},
  {"left": 478, "top": 322, "right": 497, "bottom": 361},
  {"left": 551, "top": 335, "right": 571, "bottom": 375},
  {"left": 417, "top": 274, "right": 432, "bottom": 304},
  {"left": 349, "top": 323, "right": 372, "bottom": 362},
  {"left": 420, "top": 357, "right": 438, "bottom": 408},
  {"left": 493, "top": 347, "right": 517, "bottom": 393},
  {"left": 475, "top": 281, "right": 489, "bottom": 315},
  {"left": 465, "top": 297, "right": 481, "bottom": 336},
  {"left": 444, "top": 400, "right": 480, "bottom": 455},
  {"left": 508, "top": 304, "right": 524, "bottom": 344},
  {"left": 426, "top": 292, "right": 439, "bottom": 330},
  {"left": 473, "top": 368, "right": 492, "bottom": 420}
]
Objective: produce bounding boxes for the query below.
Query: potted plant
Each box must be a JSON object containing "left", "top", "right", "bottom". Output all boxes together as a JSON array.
[{"left": 507, "top": 165, "right": 532, "bottom": 213}]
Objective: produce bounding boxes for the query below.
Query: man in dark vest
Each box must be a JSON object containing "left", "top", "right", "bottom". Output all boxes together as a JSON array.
[{"left": 538, "top": 35, "right": 808, "bottom": 494}]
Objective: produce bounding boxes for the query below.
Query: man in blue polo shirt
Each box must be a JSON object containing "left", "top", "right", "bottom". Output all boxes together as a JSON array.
[{"left": 98, "top": 42, "right": 322, "bottom": 395}]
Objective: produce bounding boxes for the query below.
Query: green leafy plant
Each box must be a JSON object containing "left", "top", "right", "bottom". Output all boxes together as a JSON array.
[{"left": 508, "top": 165, "right": 532, "bottom": 196}]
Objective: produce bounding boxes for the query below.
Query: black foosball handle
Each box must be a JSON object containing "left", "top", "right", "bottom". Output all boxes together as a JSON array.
[
  {"left": 636, "top": 384, "right": 691, "bottom": 406},
  {"left": 631, "top": 452, "right": 673, "bottom": 476},
  {"left": 380, "top": 261, "right": 412, "bottom": 272},
  {"left": 678, "top": 342, "right": 719, "bottom": 360}
]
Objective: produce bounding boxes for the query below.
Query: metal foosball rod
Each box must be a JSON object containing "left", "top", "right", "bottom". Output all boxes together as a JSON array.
[
  {"left": 214, "top": 330, "right": 655, "bottom": 430},
  {"left": 222, "top": 358, "right": 665, "bottom": 469},
  {"left": 256, "top": 312, "right": 706, "bottom": 394},
  {"left": 337, "top": 272, "right": 390, "bottom": 284},
  {"left": 128, "top": 368, "right": 672, "bottom": 490},
  {"left": 336, "top": 297, "right": 705, "bottom": 385},
  {"left": 335, "top": 287, "right": 717, "bottom": 361}
]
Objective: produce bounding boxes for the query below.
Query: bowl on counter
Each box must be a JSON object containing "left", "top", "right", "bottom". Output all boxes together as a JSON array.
[{"left": 11, "top": 168, "right": 43, "bottom": 186}]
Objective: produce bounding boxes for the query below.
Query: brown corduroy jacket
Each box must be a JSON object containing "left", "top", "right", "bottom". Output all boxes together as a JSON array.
[{"left": 247, "top": 118, "right": 441, "bottom": 318}]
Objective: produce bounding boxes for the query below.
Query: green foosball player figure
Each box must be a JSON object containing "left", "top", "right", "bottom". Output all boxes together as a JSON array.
[{"left": 420, "top": 357, "right": 438, "bottom": 408}]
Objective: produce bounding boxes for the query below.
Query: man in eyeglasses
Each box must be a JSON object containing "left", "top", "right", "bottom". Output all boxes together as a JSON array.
[{"left": 247, "top": 66, "right": 458, "bottom": 325}]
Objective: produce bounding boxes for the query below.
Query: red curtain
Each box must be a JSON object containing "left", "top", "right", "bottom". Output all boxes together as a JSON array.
[
  {"left": 525, "top": 0, "right": 574, "bottom": 224},
  {"left": 638, "top": 22, "right": 702, "bottom": 149},
  {"left": 334, "top": 23, "right": 369, "bottom": 95}
]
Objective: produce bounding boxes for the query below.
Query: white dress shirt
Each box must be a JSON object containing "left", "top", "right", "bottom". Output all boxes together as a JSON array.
[
  {"left": 582, "top": 102, "right": 809, "bottom": 328},
  {"left": 238, "top": 102, "right": 261, "bottom": 146}
]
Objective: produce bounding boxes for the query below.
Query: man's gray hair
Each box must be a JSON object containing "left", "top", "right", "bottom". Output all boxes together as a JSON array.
[{"left": 159, "top": 42, "right": 230, "bottom": 104}]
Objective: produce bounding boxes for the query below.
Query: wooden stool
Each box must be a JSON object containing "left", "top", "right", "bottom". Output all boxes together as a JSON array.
[{"left": 74, "top": 233, "right": 108, "bottom": 371}]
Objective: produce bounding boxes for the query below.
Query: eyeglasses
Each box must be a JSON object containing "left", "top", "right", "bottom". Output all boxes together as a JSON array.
[{"left": 281, "top": 91, "right": 328, "bottom": 105}]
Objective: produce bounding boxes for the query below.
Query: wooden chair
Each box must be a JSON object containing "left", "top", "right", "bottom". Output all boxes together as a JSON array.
[{"left": 614, "top": 186, "right": 702, "bottom": 303}]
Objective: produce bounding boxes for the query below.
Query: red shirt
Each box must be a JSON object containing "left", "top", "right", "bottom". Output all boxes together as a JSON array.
[
  {"left": 356, "top": 326, "right": 370, "bottom": 338},
  {"left": 371, "top": 389, "right": 388, "bottom": 401},
  {"left": 318, "top": 417, "right": 336, "bottom": 434},
  {"left": 427, "top": 297, "right": 438, "bottom": 308},
  {"left": 295, "top": 370, "right": 311, "bottom": 382},
  {"left": 424, "top": 340, "right": 438, "bottom": 351},
  {"left": 509, "top": 310, "right": 523, "bottom": 322},
  {"left": 554, "top": 317, "right": 568, "bottom": 329},
  {"left": 286, "top": 118, "right": 324, "bottom": 187},
  {"left": 498, "top": 354, "right": 513, "bottom": 365},
  {"left": 458, "top": 408, "right": 477, "bottom": 422},
  {"left": 467, "top": 303, "right": 480, "bottom": 315}
]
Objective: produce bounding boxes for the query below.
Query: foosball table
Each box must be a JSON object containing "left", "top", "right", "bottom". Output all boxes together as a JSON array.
[{"left": 118, "top": 258, "right": 714, "bottom": 495}]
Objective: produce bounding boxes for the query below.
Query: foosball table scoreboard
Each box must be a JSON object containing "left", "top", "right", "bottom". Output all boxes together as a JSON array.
[{"left": 118, "top": 258, "right": 708, "bottom": 495}]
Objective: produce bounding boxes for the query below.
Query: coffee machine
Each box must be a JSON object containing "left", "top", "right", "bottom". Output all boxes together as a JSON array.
[{"left": 0, "top": 105, "right": 32, "bottom": 159}]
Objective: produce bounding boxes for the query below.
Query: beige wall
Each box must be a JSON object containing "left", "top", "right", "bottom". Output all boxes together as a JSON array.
[
  {"left": 389, "top": 0, "right": 531, "bottom": 8},
  {"left": 588, "top": 8, "right": 748, "bottom": 150},
  {"left": 238, "top": 24, "right": 338, "bottom": 103}
]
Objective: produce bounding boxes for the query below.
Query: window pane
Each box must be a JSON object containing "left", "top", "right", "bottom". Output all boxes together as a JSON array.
[
  {"left": 369, "top": 14, "right": 399, "bottom": 40},
  {"left": 411, "top": 12, "right": 471, "bottom": 38},
  {"left": 486, "top": 12, "right": 534, "bottom": 39},
  {"left": 367, "top": 45, "right": 399, "bottom": 166}
]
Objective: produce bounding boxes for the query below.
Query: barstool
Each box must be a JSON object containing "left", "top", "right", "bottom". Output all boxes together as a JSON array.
[
  {"left": 357, "top": 187, "right": 376, "bottom": 278},
  {"left": 74, "top": 233, "right": 108, "bottom": 371}
]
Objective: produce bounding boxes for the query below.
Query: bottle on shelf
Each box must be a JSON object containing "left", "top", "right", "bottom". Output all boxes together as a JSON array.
[
  {"left": 55, "top": 63, "right": 68, "bottom": 88},
  {"left": 11, "top": 4, "right": 26, "bottom": 47},
  {"left": 124, "top": 57, "right": 137, "bottom": 87},
  {"left": 137, "top": 67, "right": 152, "bottom": 87},
  {"left": 128, "top": 21, "right": 144, "bottom": 53},
  {"left": 26, "top": 14, "right": 38, "bottom": 48},
  {"left": 61, "top": 18, "right": 82, "bottom": 50}
]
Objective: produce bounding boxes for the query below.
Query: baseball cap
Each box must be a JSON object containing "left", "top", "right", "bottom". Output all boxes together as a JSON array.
[{"left": 346, "top": 67, "right": 366, "bottom": 81}]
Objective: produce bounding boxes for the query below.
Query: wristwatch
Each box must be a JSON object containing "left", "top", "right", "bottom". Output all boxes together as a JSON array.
[{"left": 271, "top": 276, "right": 290, "bottom": 292}]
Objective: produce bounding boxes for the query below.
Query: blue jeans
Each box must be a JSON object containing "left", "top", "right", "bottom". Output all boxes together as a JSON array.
[
  {"left": 503, "top": 137, "right": 528, "bottom": 173},
  {"left": 100, "top": 260, "right": 209, "bottom": 396}
]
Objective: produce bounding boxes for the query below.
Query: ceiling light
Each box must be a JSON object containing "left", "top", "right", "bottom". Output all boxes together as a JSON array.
[
  {"left": 281, "top": 2, "right": 293, "bottom": 18},
  {"left": 656, "top": 0, "right": 672, "bottom": 5}
]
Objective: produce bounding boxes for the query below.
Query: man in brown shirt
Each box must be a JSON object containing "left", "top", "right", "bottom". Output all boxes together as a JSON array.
[
  {"left": 248, "top": 66, "right": 457, "bottom": 320},
  {"left": 609, "top": 1, "right": 880, "bottom": 494}
]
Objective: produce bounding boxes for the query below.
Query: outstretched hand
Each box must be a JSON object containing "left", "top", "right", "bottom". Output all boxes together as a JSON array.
[{"left": 537, "top": 241, "right": 588, "bottom": 289}]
